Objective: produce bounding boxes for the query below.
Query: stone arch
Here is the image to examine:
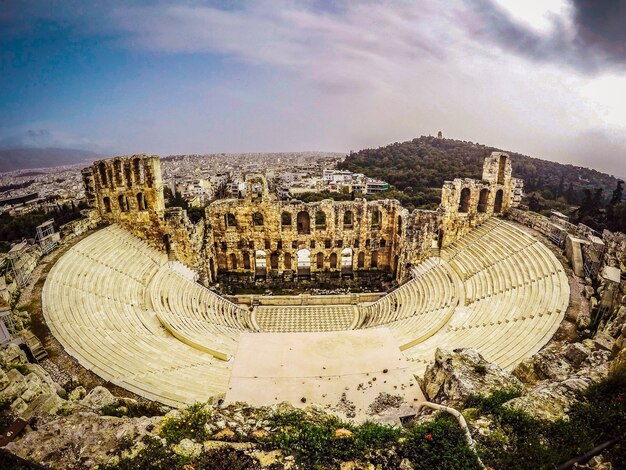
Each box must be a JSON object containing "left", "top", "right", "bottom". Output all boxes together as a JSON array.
[
  {"left": 252, "top": 212, "right": 264, "bottom": 226},
  {"left": 380, "top": 239, "right": 386, "bottom": 248},
  {"left": 136, "top": 192, "right": 145, "bottom": 211},
  {"left": 393, "top": 254, "right": 400, "bottom": 277},
  {"left": 497, "top": 155, "right": 507, "bottom": 185},
  {"left": 357, "top": 251, "right": 365, "bottom": 268},
  {"left": 297, "top": 248, "right": 311, "bottom": 275},
  {"left": 124, "top": 162, "right": 132, "bottom": 189},
  {"left": 494, "top": 189, "right": 504, "bottom": 213},
  {"left": 243, "top": 252, "right": 251, "bottom": 270},
  {"left": 459, "top": 187, "right": 471, "bottom": 213},
  {"left": 133, "top": 157, "right": 144, "bottom": 185},
  {"left": 343, "top": 210, "right": 353, "bottom": 227},
  {"left": 371, "top": 209, "right": 382, "bottom": 228},
  {"left": 297, "top": 211, "right": 310, "bottom": 234},
  {"left": 478, "top": 188, "right": 490, "bottom": 213},
  {"left": 316, "top": 252, "right": 324, "bottom": 269},
  {"left": 397, "top": 215, "right": 402, "bottom": 236},
  {"left": 281, "top": 211, "right": 292, "bottom": 227},
  {"left": 329, "top": 252, "right": 338, "bottom": 269},
  {"left": 371, "top": 251, "right": 378, "bottom": 268},
  {"left": 255, "top": 250, "right": 266, "bottom": 275},
  {"left": 114, "top": 160, "right": 124, "bottom": 186},
  {"left": 225, "top": 213, "right": 237, "bottom": 228},
  {"left": 103, "top": 196, "right": 111, "bottom": 213},
  {"left": 315, "top": 210, "right": 326, "bottom": 228},
  {"left": 98, "top": 162, "right": 108, "bottom": 186},
  {"left": 270, "top": 252, "right": 279, "bottom": 270},
  {"left": 118, "top": 195, "right": 129, "bottom": 212},
  {"left": 341, "top": 248, "right": 353, "bottom": 273},
  {"left": 284, "top": 252, "right": 292, "bottom": 270},
  {"left": 229, "top": 253, "right": 238, "bottom": 270}
]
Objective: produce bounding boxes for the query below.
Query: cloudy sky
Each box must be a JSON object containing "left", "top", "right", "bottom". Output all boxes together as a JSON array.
[{"left": 1, "top": 0, "right": 625, "bottom": 176}]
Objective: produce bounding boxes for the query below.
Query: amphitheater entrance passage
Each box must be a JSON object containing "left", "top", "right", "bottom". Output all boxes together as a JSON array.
[
  {"left": 494, "top": 189, "right": 504, "bottom": 213},
  {"left": 341, "top": 248, "right": 353, "bottom": 274},
  {"left": 478, "top": 188, "right": 489, "bottom": 213},
  {"left": 297, "top": 211, "right": 310, "bottom": 234},
  {"left": 297, "top": 248, "right": 311, "bottom": 276},
  {"left": 255, "top": 250, "right": 267, "bottom": 276}
]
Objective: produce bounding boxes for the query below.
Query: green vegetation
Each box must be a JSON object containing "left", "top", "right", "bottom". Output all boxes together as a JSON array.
[
  {"left": 294, "top": 188, "right": 440, "bottom": 212},
  {"left": 0, "top": 201, "right": 87, "bottom": 246},
  {"left": 466, "top": 363, "right": 626, "bottom": 469},
  {"left": 100, "top": 400, "right": 165, "bottom": 419}
]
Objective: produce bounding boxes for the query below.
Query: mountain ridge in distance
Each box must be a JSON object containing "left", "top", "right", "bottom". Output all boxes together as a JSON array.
[{"left": 0, "top": 147, "right": 104, "bottom": 173}]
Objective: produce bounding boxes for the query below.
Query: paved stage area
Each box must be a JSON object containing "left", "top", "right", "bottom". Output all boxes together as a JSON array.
[{"left": 225, "top": 328, "right": 425, "bottom": 422}]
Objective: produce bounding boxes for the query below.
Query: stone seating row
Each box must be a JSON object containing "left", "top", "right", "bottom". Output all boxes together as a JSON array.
[
  {"left": 42, "top": 226, "right": 233, "bottom": 407},
  {"left": 404, "top": 220, "right": 569, "bottom": 375}
]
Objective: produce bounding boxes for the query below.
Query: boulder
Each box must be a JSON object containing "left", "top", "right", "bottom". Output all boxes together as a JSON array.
[
  {"left": 0, "top": 368, "right": 9, "bottom": 390},
  {"left": 80, "top": 386, "right": 116, "bottom": 409},
  {"left": 593, "top": 332, "right": 616, "bottom": 352},
  {"left": 422, "top": 348, "right": 523, "bottom": 405},
  {"left": 564, "top": 343, "right": 591, "bottom": 368},
  {"left": 172, "top": 438, "right": 202, "bottom": 459},
  {"left": 20, "top": 373, "right": 44, "bottom": 402},
  {"left": 0, "top": 369, "right": 26, "bottom": 402},
  {"left": 68, "top": 386, "right": 87, "bottom": 401},
  {"left": 0, "top": 344, "right": 28, "bottom": 367},
  {"left": 512, "top": 347, "right": 572, "bottom": 383}
]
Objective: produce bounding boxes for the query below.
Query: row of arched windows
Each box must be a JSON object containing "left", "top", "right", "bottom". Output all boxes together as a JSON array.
[
  {"left": 225, "top": 209, "right": 385, "bottom": 233},
  {"left": 221, "top": 248, "right": 379, "bottom": 272},
  {"left": 97, "top": 158, "right": 148, "bottom": 189},
  {"left": 102, "top": 193, "right": 147, "bottom": 213},
  {"left": 458, "top": 188, "right": 504, "bottom": 214}
]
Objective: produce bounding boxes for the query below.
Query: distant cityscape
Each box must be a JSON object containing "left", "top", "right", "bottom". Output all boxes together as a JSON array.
[{"left": 0, "top": 152, "right": 391, "bottom": 216}]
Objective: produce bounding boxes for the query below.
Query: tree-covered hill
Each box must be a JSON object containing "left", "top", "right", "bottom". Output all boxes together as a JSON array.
[{"left": 339, "top": 136, "right": 621, "bottom": 205}]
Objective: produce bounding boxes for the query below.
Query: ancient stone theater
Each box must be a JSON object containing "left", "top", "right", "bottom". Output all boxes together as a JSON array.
[{"left": 42, "top": 152, "right": 568, "bottom": 421}]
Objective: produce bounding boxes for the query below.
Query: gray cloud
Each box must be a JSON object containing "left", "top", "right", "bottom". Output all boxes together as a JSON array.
[{"left": 466, "top": 0, "right": 626, "bottom": 73}]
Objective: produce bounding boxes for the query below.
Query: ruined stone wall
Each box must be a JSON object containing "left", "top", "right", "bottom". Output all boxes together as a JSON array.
[
  {"left": 82, "top": 155, "right": 201, "bottom": 271},
  {"left": 205, "top": 193, "right": 402, "bottom": 288}
]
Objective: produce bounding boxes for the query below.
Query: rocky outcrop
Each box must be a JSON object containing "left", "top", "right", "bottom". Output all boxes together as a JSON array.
[{"left": 422, "top": 348, "right": 523, "bottom": 405}]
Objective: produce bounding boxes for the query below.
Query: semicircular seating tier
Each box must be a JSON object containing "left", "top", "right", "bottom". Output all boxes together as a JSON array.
[{"left": 42, "top": 218, "right": 569, "bottom": 406}]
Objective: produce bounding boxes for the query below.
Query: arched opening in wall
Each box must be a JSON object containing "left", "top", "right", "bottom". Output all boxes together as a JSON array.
[
  {"left": 393, "top": 255, "right": 399, "bottom": 277},
  {"left": 497, "top": 155, "right": 507, "bottom": 184},
  {"left": 397, "top": 216, "right": 402, "bottom": 236},
  {"left": 380, "top": 239, "right": 386, "bottom": 248},
  {"left": 255, "top": 250, "right": 266, "bottom": 276},
  {"left": 225, "top": 213, "right": 237, "bottom": 228},
  {"left": 329, "top": 252, "right": 338, "bottom": 269},
  {"left": 494, "top": 189, "right": 504, "bottom": 213},
  {"left": 459, "top": 187, "right": 471, "bottom": 213},
  {"left": 229, "top": 253, "right": 238, "bottom": 270},
  {"left": 316, "top": 252, "right": 324, "bottom": 269},
  {"left": 209, "top": 258, "right": 215, "bottom": 280},
  {"left": 371, "top": 251, "right": 378, "bottom": 269},
  {"left": 315, "top": 210, "right": 326, "bottom": 229},
  {"left": 297, "top": 248, "right": 311, "bottom": 276},
  {"left": 114, "top": 160, "right": 124, "bottom": 186},
  {"left": 133, "top": 158, "right": 143, "bottom": 185},
  {"left": 281, "top": 212, "right": 292, "bottom": 227},
  {"left": 103, "top": 197, "right": 112, "bottom": 213},
  {"left": 357, "top": 251, "right": 365, "bottom": 269},
  {"left": 343, "top": 211, "right": 353, "bottom": 228},
  {"left": 270, "top": 252, "right": 279, "bottom": 270},
  {"left": 98, "top": 162, "right": 108, "bottom": 186},
  {"left": 284, "top": 252, "right": 292, "bottom": 270},
  {"left": 478, "top": 188, "right": 490, "bottom": 213},
  {"left": 297, "top": 211, "right": 310, "bottom": 234},
  {"left": 136, "top": 192, "right": 145, "bottom": 211},
  {"left": 243, "top": 252, "right": 251, "bottom": 270},
  {"left": 124, "top": 163, "right": 132, "bottom": 189},
  {"left": 252, "top": 212, "right": 264, "bottom": 226},
  {"left": 217, "top": 254, "right": 227, "bottom": 273},
  {"left": 163, "top": 235, "right": 171, "bottom": 254},
  {"left": 371, "top": 209, "right": 381, "bottom": 228},
  {"left": 341, "top": 248, "right": 353, "bottom": 274},
  {"left": 118, "top": 195, "right": 129, "bottom": 212}
]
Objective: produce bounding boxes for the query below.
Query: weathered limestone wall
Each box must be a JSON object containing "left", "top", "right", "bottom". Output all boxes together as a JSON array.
[{"left": 82, "top": 155, "right": 202, "bottom": 271}]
